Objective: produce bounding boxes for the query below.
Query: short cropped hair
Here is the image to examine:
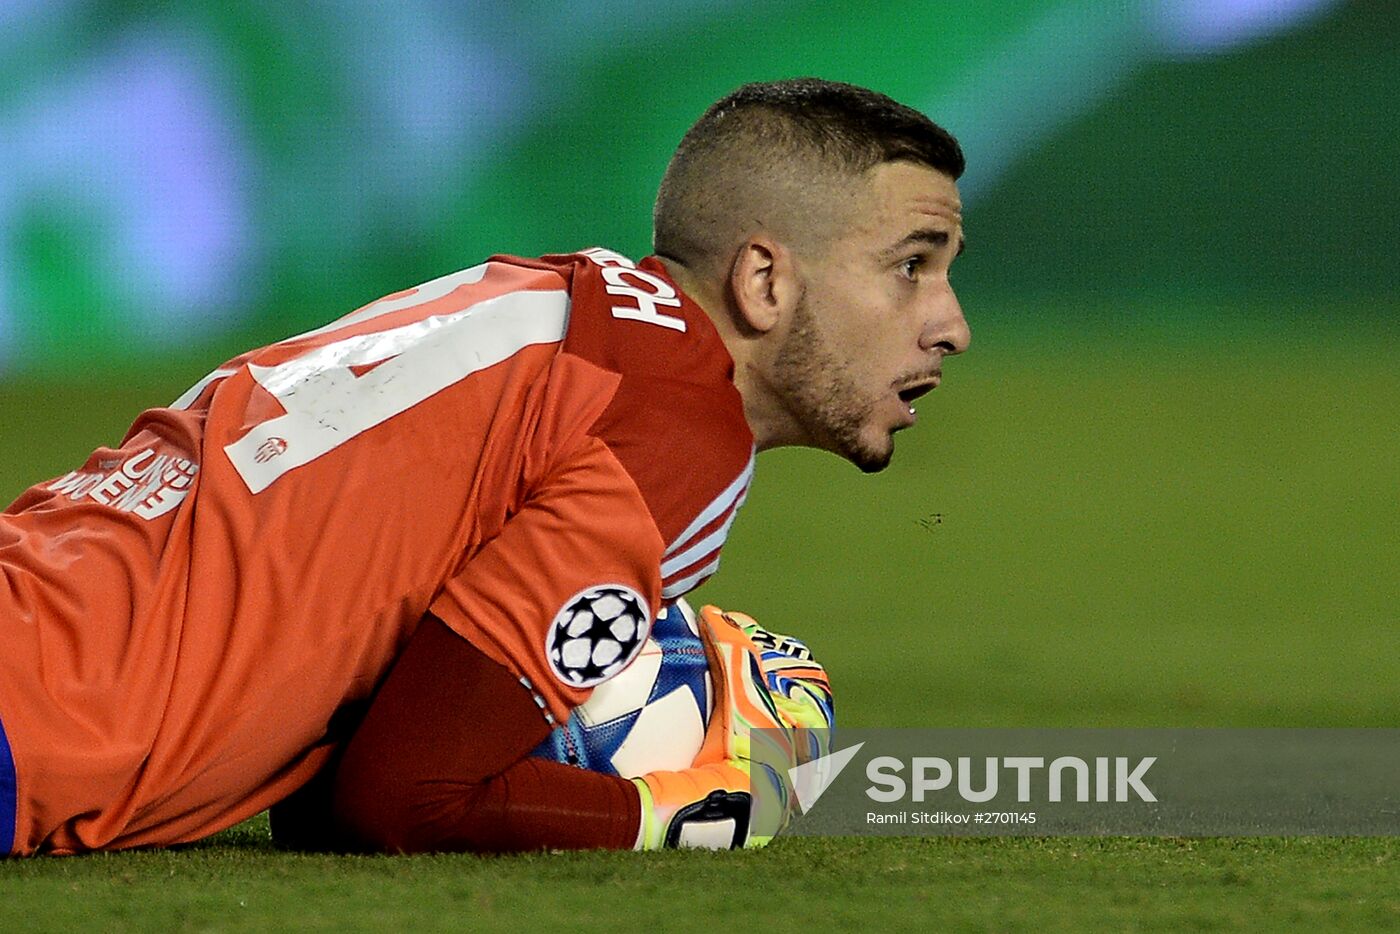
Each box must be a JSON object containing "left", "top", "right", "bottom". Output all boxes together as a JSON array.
[{"left": 653, "top": 78, "right": 964, "bottom": 271}]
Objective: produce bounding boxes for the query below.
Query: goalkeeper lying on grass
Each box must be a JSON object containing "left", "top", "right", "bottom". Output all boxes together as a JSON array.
[
  {"left": 0, "top": 79, "right": 956, "bottom": 855},
  {"left": 271, "top": 603, "right": 834, "bottom": 852}
]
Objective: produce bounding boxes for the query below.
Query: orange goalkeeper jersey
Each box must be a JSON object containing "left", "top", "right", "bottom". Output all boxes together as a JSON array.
[{"left": 0, "top": 248, "right": 754, "bottom": 855}]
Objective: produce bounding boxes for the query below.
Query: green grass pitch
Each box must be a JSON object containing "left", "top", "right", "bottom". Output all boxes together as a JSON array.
[{"left": 1, "top": 306, "right": 1397, "bottom": 930}]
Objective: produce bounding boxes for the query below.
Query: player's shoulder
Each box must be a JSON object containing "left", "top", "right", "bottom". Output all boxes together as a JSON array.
[{"left": 518, "top": 248, "right": 755, "bottom": 598}]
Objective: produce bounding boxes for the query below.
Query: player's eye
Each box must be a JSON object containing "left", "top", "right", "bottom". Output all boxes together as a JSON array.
[{"left": 900, "top": 256, "right": 926, "bottom": 281}]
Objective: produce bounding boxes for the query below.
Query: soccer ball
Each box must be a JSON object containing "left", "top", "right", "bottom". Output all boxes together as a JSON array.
[{"left": 534, "top": 598, "right": 712, "bottom": 778}]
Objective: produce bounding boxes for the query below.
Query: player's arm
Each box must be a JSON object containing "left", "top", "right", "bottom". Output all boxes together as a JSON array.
[
  {"left": 266, "top": 614, "right": 629, "bottom": 853},
  {"left": 288, "top": 432, "right": 719, "bottom": 851},
  {"left": 327, "top": 611, "right": 644, "bottom": 853},
  {"left": 319, "top": 602, "right": 832, "bottom": 854},
  {"left": 311, "top": 435, "right": 659, "bottom": 853}
]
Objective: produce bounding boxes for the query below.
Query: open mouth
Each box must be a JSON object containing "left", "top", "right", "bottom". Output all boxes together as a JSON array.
[{"left": 896, "top": 381, "right": 937, "bottom": 405}]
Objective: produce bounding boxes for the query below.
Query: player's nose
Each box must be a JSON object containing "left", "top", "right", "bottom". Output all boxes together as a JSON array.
[{"left": 919, "top": 286, "right": 971, "bottom": 356}]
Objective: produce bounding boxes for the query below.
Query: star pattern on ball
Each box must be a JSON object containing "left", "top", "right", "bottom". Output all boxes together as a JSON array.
[
  {"left": 538, "top": 709, "right": 645, "bottom": 773},
  {"left": 646, "top": 602, "right": 709, "bottom": 716}
]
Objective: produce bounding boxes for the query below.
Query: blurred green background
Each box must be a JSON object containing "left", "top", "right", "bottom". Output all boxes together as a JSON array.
[{"left": 2, "top": 0, "right": 1396, "bottom": 730}]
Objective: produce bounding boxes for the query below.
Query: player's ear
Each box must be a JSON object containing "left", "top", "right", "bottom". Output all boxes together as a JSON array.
[{"left": 729, "top": 236, "right": 799, "bottom": 335}]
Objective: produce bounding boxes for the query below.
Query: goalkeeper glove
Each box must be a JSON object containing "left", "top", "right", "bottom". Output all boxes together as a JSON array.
[
  {"left": 630, "top": 605, "right": 833, "bottom": 849},
  {"left": 720, "top": 609, "right": 835, "bottom": 766}
]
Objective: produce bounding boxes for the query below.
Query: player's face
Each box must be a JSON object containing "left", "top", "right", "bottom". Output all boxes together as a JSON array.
[{"left": 774, "top": 162, "right": 970, "bottom": 472}]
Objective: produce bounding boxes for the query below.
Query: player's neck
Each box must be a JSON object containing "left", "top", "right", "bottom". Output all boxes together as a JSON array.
[{"left": 655, "top": 255, "right": 807, "bottom": 455}]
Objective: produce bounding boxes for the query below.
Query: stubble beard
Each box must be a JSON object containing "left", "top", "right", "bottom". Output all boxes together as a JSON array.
[{"left": 771, "top": 294, "right": 892, "bottom": 474}]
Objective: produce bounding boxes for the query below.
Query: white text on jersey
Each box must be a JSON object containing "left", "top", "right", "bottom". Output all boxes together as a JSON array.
[{"left": 582, "top": 248, "right": 687, "bottom": 333}]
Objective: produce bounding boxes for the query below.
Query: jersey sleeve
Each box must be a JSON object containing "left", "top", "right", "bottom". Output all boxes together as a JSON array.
[
  {"left": 426, "top": 430, "right": 666, "bottom": 726},
  {"left": 557, "top": 249, "right": 757, "bottom": 600},
  {"left": 588, "top": 377, "right": 755, "bottom": 601},
  {"left": 426, "top": 248, "right": 754, "bottom": 727}
]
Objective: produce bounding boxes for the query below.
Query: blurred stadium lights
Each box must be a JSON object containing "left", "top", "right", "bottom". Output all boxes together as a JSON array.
[
  {"left": 0, "top": 31, "right": 252, "bottom": 330},
  {"left": 1151, "top": 0, "right": 1343, "bottom": 54}
]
